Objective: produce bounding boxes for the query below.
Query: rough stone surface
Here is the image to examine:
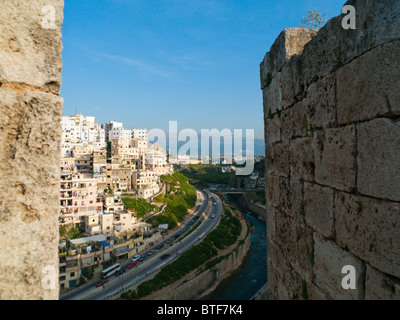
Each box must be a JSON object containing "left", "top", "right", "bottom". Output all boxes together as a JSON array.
[
  {"left": 290, "top": 137, "right": 314, "bottom": 182},
  {"left": 314, "top": 235, "right": 365, "bottom": 300},
  {"left": 335, "top": 192, "right": 400, "bottom": 279},
  {"left": 313, "top": 126, "right": 357, "bottom": 192},
  {"left": 263, "top": 72, "right": 282, "bottom": 115},
  {"left": 357, "top": 118, "right": 400, "bottom": 202},
  {"left": 304, "top": 183, "right": 335, "bottom": 239},
  {"left": 0, "top": 0, "right": 64, "bottom": 94},
  {"left": 0, "top": 1, "right": 64, "bottom": 300},
  {"left": 261, "top": 28, "right": 318, "bottom": 83},
  {"left": 281, "top": 101, "right": 307, "bottom": 141},
  {"left": 304, "top": 75, "right": 337, "bottom": 128},
  {"left": 261, "top": 0, "right": 400, "bottom": 300},
  {"left": 264, "top": 115, "right": 281, "bottom": 146},
  {"left": 280, "top": 54, "right": 304, "bottom": 110},
  {"left": 337, "top": 42, "right": 400, "bottom": 125},
  {"left": 365, "top": 266, "right": 400, "bottom": 300}
]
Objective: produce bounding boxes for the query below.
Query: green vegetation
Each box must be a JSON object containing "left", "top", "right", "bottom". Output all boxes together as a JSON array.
[
  {"left": 268, "top": 108, "right": 273, "bottom": 119},
  {"left": 301, "top": 280, "right": 309, "bottom": 300},
  {"left": 121, "top": 205, "right": 242, "bottom": 300},
  {"left": 300, "top": 203, "right": 305, "bottom": 217},
  {"left": 106, "top": 141, "right": 111, "bottom": 153},
  {"left": 59, "top": 224, "right": 85, "bottom": 240},
  {"left": 276, "top": 108, "right": 281, "bottom": 119},
  {"left": 264, "top": 72, "right": 272, "bottom": 88},
  {"left": 122, "top": 198, "right": 159, "bottom": 219},
  {"left": 207, "top": 207, "right": 242, "bottom": 250},
  {"left": 180, "top": 164, "right": 235, "bottom": 189},
  {"left": 86, "top": 267, "right": 93, "bottom": 280},
  {"left": 146, "top": 172, "right": 197, "bottom": 229}
]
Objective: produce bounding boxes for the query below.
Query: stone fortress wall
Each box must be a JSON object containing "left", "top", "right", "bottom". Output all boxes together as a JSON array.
[
  {"left": 0, "top": 0, "right": 64, "bottom": 299},
  {"left": 261, "top": 0, "right": 400, "bottom": 299}
]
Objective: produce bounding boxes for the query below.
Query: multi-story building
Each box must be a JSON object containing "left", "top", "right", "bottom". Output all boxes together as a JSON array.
[
  {"left": 132, "top": 170, "right": 160, "bottom": 199},
  {"left": 61, "top": 114, "right": 106, "bottom": 157},
  {"left": 59, "top": 172, "right": 103, "bottom": 226},
  {"left": 146, "top": 144, "right": 172, "bottom": 175},
  {"left": 102, "top": 121, "right": 123, "bottom": 141},
  {"left": 132, "top": 128, "right": 148, "bottom": 141},
  {"left": 59, "top": 235, "right": 114, "bottom": 290},
  {"left": 93, "top": 149, "right": 107, "bottom": 189},
  {"left": 109, "top": 127, "right": 132, "bottom": 141}
]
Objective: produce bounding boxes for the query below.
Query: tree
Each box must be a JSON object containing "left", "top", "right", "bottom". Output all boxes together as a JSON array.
[
  {"left": 86, "top": 267, "right": 93, "bottom": 279},
  {"left": 300, "top": 9, "right": 327, "bottom": 30}
]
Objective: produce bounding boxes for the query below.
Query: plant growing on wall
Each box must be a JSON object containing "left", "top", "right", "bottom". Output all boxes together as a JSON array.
[{"left": 300, "top": 9, "right": 327, "bottom": 30}]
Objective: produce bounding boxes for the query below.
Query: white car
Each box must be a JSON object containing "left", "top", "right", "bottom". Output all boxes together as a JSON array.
[
  {"left": 210, "top": 214, "right": 216, "bottom": 218},
  {"left": 132, "top": 255, "right": 140, "bottom": 262}
]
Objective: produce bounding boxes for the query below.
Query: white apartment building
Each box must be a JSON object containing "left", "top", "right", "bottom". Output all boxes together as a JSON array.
[
  {"left": 109, "top": 127, "right": 132, "bottom": 141},
  {"left": 61, "top": 114, "right": 106, "bottom": 157},
  {"left": 132, "top": 128, "right": 148, "bottom": 141},
  {"left": 102, "top": 121, "right": 123, "bottom": 141},
  {"left": 146, "top": 144, "right": 172, "bottom": 175},
  {"left": 132, "top": 170, "right": 160, "bottom": 199}
]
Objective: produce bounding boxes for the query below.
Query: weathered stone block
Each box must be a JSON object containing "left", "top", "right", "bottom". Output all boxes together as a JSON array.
[
  {"left": 301, "top": 16, "right": 344, "bottom": 86},
  {"left": 314, "top": 235, "right": 365, "bottom": 300},
  {"left": 280, "top": 54, "right": 304, "bottom": 110},
  {"left": 0, "top": 0, "right": 64, "bottom": 94},
  {"left": 0, "top": 89, "right": 63, "bottom": 299},
  {"left": 365, "top": 265, "right": 400, "bottom": 300},
  {"left": 268, "top": 142, "right": 289, "bottom": 178},
  {"left": 267, "top": 247, "right": 303, "bottom": 300},
  {"left": 337, "top": 42, "right": 400, "bottom": 125},
  {"left": 335, "top": 192, "right": 400, "bottom": 279},
  {"left": 264, "top": 115, "right": 281, "bottom": 147},
  {"left": 266, "top": 175, "right": 280, "bottom": 208},
  {"left": 304, "top": 183, "right": 335, "bottom": 238},
  {"left": 313, "top": 125, "right": 357, "bottom": 192},
  {"left": 304, "top": 74, "right": 337, "bottom": 128},
  {"left": 267, "top": 259, "right": 290, "bottom": 300},
  {"left": 288, "top": 179, "right": 303, "bottom": 219},
  {"left": 340, "top": 0, "right": 400, "bottom": 66},
  {"left": 262, "top": 72, "right": 282, "bottom": 115},
  {"left": 281, "top": 101, "right": 307, "bottom": 141},
  {"left": 306, "top": 281, "right": 330, "bottom": 300},
  {"left": 357, "top": 118, "right": 400, "bottom": 202},
  {"left": 291, "top": 223, "right": 314, "bottom": 282},
  {"left": 290, "top": 137, "right": 315, "bottom": 182},
  {"left": 261, "top": 28, "right": 318, "bottom": 83},
  {"left": 265, "top": 202, "right": 276, "bottom": 242}
]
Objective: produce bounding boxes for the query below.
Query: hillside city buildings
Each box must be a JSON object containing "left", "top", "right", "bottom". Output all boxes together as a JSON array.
[{"left": 59, "top": 114, "right": 172, "bottom": 290}]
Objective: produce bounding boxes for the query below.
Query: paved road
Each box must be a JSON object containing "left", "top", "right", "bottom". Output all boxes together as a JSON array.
[{"left": 62, "top": 189, "right": 223, "bottom": 300}]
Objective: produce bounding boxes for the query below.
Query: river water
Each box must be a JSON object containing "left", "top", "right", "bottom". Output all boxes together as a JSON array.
[{"left": 201, "top": 197, "right": 267, "bottom": 300}]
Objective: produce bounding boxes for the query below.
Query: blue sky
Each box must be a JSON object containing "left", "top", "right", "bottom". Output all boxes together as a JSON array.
[{"left": 61, "top": 0, "right": 345, "bottom": 138}]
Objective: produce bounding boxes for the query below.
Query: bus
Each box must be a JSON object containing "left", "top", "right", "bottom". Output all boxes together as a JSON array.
[{"left": 101, "top": 263, "right": 121, "bottom": 279}]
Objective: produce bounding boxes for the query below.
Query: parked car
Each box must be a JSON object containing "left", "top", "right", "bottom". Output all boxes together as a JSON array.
[
  {"left": 96, "top": 279, "right": 109, "bottom": 287},
  {"left": 148, "top": 250, "right": 155, "bottom": 256},
  {"left": 127, "top": 261, "right": 138, "bottom": 269},
  {"left": 132, "top": 255, "right": 140, "bottom": 262},
  {"left": 138, "top": 255, "right": 147, "bottom": 262}
]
